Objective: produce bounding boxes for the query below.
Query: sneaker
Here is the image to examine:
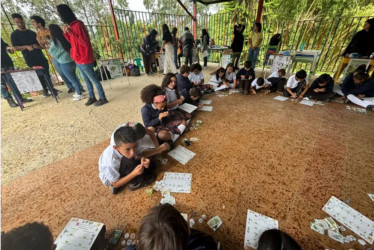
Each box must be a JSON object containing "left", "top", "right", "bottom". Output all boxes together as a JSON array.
[
  {"left": 67, "top": 88, "right": 75, "bottom": 93},
  {"left": 94, "top": 98, "right": 108, "bottom": 106},
  {"left": 366, "top": 105, "right": 374, "bottom": 111},
  {"left": 73, "top": 93, "right": 80, "bottom": 98},
  {"left": 73, "top": 95, "right": 85, "bottom": 101},
  {"left": 128, "top": 175, "right": 156, "bottom": 192},
  {"left": 239, "top": 88, "right": 244, "bottom": 94},
  {"left": 85, "top": 97, "right": 97, "bottom": 106},
  {"left": 21, "top": 98, "right": 32, "bottom": 103},
  {"left": 6, "top": 97, "right": 18, "bottom": 107},
  {"left": 128, "top": 182, "right": 142, "bottom": 191}
]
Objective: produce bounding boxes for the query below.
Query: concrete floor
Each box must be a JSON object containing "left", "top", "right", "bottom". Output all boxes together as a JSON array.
[{"left": 1, "top": 65, "right": 374, "bottom": 249}]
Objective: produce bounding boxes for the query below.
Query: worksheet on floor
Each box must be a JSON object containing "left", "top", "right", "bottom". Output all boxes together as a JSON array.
[
  {"left": 178, "top": 103, "right": 198, "bottom": 113},
  {"left": 244, "top": 209, "right": 279, "bottom": 249},
  {"left": 322, "top": 196, "right": 374, "bottom": 244},
  {"left": 167, "top": 145, "right": 196, "bottom": 165},
  {"left": 200, "top": 99, "right": 212, "bottom": 105},
  {"left": 162, "top": 172, "right": 192, "bottom": 193},
  {"left": 300, "top": 99, "right": 315, "bottom": 106},
  {"left": 273, "top": 96, "right": 288, "bottom": 101},
  {"left": 199, "top": 106, "right": 213, "bottom": 111}
]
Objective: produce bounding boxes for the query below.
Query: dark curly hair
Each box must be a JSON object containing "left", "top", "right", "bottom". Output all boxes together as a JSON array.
[
  {"left": 191, "top": 63, "right": 202, "bottom": 72},
  {"left": 141, "top": 84, "right": 166, "bottom": 104},
  {"left": 189, "top": 87, "right": 202, "bottom": 98},
  {"left": 180, "top": 65, "right": 191, "bottom": 74},
  {"left": 2, "top": 222, "right": 54, "bottom": 250},
  {"left": 56, "top": 4, "right": 77, "bottom": 24},
  {"left": 161, "top": 73, "right": 180, "bottom": 98}
]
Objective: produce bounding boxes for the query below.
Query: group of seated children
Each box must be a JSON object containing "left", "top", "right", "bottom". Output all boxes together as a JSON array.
[{"left": 2, "top": 205, "right": 302, "bottom": 250}]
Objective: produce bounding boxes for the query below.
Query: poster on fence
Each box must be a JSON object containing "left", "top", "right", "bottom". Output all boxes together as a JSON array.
[
  {"left": 270, "top": 55, "right": 292, "bottom": 74},
  {"left": 10, "top": 70, "right": 43, "bottom": 94},
  {"left": 342, "top": 59, "right": 371, "bottom": 78},
  {"left": 99, "top": 59, "right": 123, "bottom": 78}
]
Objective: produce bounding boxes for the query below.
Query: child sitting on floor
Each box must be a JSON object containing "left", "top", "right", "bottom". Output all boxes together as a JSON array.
[
  {"left": 162, "top": 73, "right": 185, "bottom": 110},
  {"left": 210, "top": 63, "right": 237, "bottom": 88},
  {"left": 267, "top": 68, "right": 286, "bottom": 92},
  {"left": 283, "top": 69, "right": 309, "bottom": 99},
  {"left": 250, "top": 77, "right": 272, "bottom": 94},
  {"left": 305, "top": 73, "right": 335, "bottom": 101},
  {"left": 141, "top": 84, "right": 187, "bottom": 143},
  {"left": 237, "top": 61, "right": 255, "bottom": 95},
  {"left": 177, "top": 65, "right": 195, "bottom": 101},
  {"left": 99, "top": 123, "right": 159, "bottom": 194},
  {"left": 188, "top": 87, "right": 203, "bottom": 108},
  {"left": 347, "top": 72, "right": 374, "bottom": 111},
  {"left": 188, "top": 63, "right": 205, "bottom": 87},
  {"left": 125, "top": 204, "right": 217, "bottom": 250},
  {"left": 207, "top": 67, "right": 229, "bottom": 91},
  {"left": 337, "top": 64, "right": 367, "bottom": 97}
]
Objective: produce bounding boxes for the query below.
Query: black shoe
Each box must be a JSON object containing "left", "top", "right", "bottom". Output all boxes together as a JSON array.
[
  {"left": 6, "top": 97, "right": 18, "bottom": 107},
  {"left": 85, "top": 97, "right": 97, "bottom": 106},
  {"left": 94, "top": 98, "right": 108, "bottom": 106},
  {"left": 21, "top": 98, "right": 32, "bottom": 103},
  {"left": 67, "top": 88, "right": 75, "bottom": 93},
  {"left": 42, "top": 91, "right": 50, "bottom": 97},
  {"left": 366, "top": 105, "right": 374, "bottom": 111},
  {"left": 128, "top": 177, "right": 155, "bottom": 192}
]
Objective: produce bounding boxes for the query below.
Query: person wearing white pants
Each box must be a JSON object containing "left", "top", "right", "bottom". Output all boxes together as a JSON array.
[
  {"left": 161, "top": 24, "right": 177, "bottom": 75},
  {"left": 347, "top": 94, "right": 374, "bottom": 110}
]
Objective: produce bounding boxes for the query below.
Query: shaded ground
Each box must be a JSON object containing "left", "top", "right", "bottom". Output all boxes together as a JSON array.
[{"left": 2, "top": 78, "right": 374, "bottom": 249}]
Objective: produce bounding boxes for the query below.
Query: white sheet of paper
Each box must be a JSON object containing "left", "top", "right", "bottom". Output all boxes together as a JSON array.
[
  {"left": 300, "top": 99, "right": 315, "bottom": 106},
  {"left": 10, "top": 71, "right": 43, "bottom": 94},
  {"left": 167, "top": 145, "right": 195, "bottom": 165},
  {"left": 273, "top": 96, "right": 288, "bottom": 101},
  {"left": 244, "top": 209, "right": 279, "bottom": 248},
  {"left": 178, "top": 103, "right": 198, "bottom": 113},
  {"left": 54, "top": 218, "right": 104, "bottom": 250},
  {"left": 322, "top": 196, "right": 374, "bottom": 244},
  {"left": 161, "top": 172, "right": 192, "bottom": 193},
  {"left": 200, "top": 99, "right": 212, "bottom": 105},
  {"left": 199, "top": 106, "right": 213, "bottom": 111},
  {"left": 214, "top": 85, "right": 227, "bottom": 91},
  {"left": 368, "top": 193, "right": 374, "bottom": 202}
]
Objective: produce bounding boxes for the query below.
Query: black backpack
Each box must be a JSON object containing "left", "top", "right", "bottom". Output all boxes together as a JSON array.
[{"left": 130, "top": 64, "right": 140, "bottom": 76}]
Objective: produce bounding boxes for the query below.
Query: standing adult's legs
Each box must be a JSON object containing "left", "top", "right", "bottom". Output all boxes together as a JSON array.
[
  {"left": 252, "top": 47, "right": 260, "bottom": 69},
  {"left": 60, "top": 61, "right": 83, "bottom": 95},
  {"left": 164, "top": 44, "right": 177, "bottom": 74},
  {"left": 247, "top": 47, "right": 254, "bottom": 64},
  {"left": 142, "top": 54, "right": 151, "bottom": 74},
  {"left": 51, "top": 58, "right": 74, "bottom": 90},
  {"left": 188, "top": 48, "right": 193, "bottom": 66},
  {"left": 77, "top": 63, "right": 106, "bottom": 100},
  {"left": 173, "top": 45, "right": 178, "bottom": 68}
]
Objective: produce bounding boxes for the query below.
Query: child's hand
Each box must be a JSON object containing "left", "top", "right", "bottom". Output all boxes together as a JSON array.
[
  {"left": 241, "top": 75, "right": 245, "bottom": 79},
  {"left": 291, "top": 93, "right": 297, "bottom": 99},
  {"left": 198, "top": 103, "right": 203, "bottom": 109},
  {"left": 249, "top": 75, "right": 253, "bottom": 80},
  {"left": 193, "top": 81, "right": 198, "bottom": 86},
  {"left": 358, "top": 94, "right": 365, "bottom": 98},
  {"left": 313, "top": 88, "right": 319, "bottom": 93},
  {"left": 141, "top": 157, "right": 150, "bottom": 168},
  {"left": 132, "top": 164, "right": 144, "bottom": 176},
  {"left": 159, "top": 112, "right": 169, "bottom": 120},
  {"left": 62, "top": 25, "right": 70, "bottom": 33},
  {"left": 179, "top": 96, "right": 185, "bottom": 103}
]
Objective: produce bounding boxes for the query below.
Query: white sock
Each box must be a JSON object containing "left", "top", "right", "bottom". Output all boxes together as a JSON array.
[{"left": 177, "top": 124, "right": 186, "bottom": 134}]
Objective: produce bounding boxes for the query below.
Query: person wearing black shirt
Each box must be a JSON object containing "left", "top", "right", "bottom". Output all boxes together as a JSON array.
[
  {"left": 1, "top": 39, "right": 32, "bottom": 107},
  {"left": 343, "top": 18, "right": 374, "bottom": 57},
  {"left": 141, "top": 29, "right": 159, "bottom": 75},
  {"left": 231, "top": 13, "right": 246, "bottom": 70},
  {"left": 10, "top": 13, "right": 51, "bottom": 97}
]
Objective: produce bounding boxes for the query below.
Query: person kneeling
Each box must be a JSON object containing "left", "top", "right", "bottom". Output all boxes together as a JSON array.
[
  {"left": 305, "top": 73, "right": 335, "bottom": 101},
  {"left": 250, "top": 77, "right": 271, "bottom": 94}
]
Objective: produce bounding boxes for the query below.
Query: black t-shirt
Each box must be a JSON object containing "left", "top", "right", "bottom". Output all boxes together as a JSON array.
[
  {"left": 1, "top": 39, "right": 14, "bottom": 68},
  {"left": 231, "top": 25, "right": 246, "bottom": 52},
  {"left": 11, "top": 29, "right": 48, "bottom": 67},
  {"left": 163, "top": 32, "right": 172, "bottom": 43}
]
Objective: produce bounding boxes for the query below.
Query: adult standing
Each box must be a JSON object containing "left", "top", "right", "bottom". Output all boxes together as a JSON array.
[
  {"left": 231, "top": 14, "right": 245, "bottom": 70},
  {"left": 171, "top": 27, "right": 179, "bottom": 69},
  {"left": 10, "top": 13, "right": 52, "bottom": 97},
  {"left": 246, "top": 22, "right": 263, "bottom": 69},
  {"left": 179, "top": 27, "right": 194, "bottom": 66},
  {"left": 56, "top": 4, "right": 108, "bottom": 106},
  {"left": 343, "top": 18, "right": 374, "bottom": 57},
  {"left": 161, "top": 24, "right": 177, "bottom": 75},
  {"left": 48, "top": 24, "right": 85, "bottom": 101},
  {"left": 1, "top": 39, "right": 32, "bottom": 107},
  {"left": 201, "top": 29, "right": 210, "bottom": 68},
  {"left": 141, "top": 29, "right": 159, "bottom": 75},
  {"left": 30, "top": 15, "right": 80, "bottom": 94}
]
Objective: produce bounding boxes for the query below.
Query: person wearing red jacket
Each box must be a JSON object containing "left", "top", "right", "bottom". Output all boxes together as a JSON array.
[{"left": 56, "top": 4, "right": 108, "bottom": 106}]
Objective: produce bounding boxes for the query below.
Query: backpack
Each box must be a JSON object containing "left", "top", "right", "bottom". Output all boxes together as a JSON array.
[{"left": 130, "top": 64, "right": 140, "bottom": 76}]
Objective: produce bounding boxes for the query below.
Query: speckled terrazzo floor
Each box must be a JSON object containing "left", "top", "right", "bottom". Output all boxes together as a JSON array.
[{"left": 2, "top": 92, "right": 374, "bottom": 250}]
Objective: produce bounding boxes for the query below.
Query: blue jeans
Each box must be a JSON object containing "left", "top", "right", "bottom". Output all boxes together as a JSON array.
[
  {"left": 76, "top": 63, "right": 106, "bottom": 100},
  {"left": 173, "top": 45, "right": 178, "bottom": 68},
  {"left": 51, "top": 58, "right": 74, "bottom": 90},
  {"left": 60, "top": 61, "right": 84, "bottom": 95},
  {"left": 247, "top": 47, "right": 260, "bottom": 69}
]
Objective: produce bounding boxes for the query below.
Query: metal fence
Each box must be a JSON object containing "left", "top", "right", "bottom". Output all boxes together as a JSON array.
[{"left": 2, "top": 8, "right": 373, "bottom": 76}]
